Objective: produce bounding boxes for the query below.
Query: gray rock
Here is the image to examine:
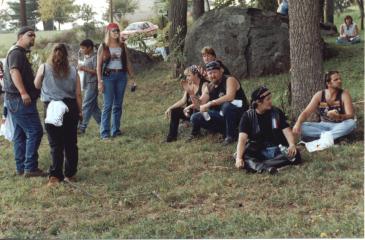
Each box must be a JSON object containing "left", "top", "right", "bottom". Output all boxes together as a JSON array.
[{"left": 184, "top": 7, "right": 290, "bottom": 78}]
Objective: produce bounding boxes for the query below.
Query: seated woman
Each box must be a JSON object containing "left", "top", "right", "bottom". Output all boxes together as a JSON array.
[
  {"left": 164, "top": 65, "right": 208, "bottom": 142},
  {"left": 336, "top": 15, "right": 360, "bottom": 45}
]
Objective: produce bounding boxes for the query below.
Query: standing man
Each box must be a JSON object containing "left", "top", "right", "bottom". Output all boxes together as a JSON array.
[
  {"left": 190, "top": 61, "right": 249, "bottom": 145},
  {"left": 3, "top": 26, "right": 45, "bottom": 177},
  {"left": 235, "top": 86, "right": 301, "bottom": 173},
  {"left": 293, "top": 70, "right": 356, "bottom": 142}
]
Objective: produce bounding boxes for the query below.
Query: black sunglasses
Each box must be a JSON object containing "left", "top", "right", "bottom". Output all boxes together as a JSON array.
[
  {"left": 111, "top": 29, "right": 120, "bottom": 33},
  {"left": 27, "top": 33, "right": 36, "bottom": 37}
]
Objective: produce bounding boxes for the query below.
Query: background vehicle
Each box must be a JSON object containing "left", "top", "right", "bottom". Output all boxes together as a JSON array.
[{"left": 121, "top": 21, "right": 159, "bottom": 39}]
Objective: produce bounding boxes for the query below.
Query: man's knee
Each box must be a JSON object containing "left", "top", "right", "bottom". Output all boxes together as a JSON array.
[
  {"left": 221, "top": 102, "right": 235, "bottom": 114},
  {"left": 190, "top": 112, "right": 202, "bottom": 124}
]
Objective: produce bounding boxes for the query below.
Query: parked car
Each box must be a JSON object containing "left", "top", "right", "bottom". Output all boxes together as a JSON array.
[{"left": 121, "top": 21, "right": 159, "bottom": 39}]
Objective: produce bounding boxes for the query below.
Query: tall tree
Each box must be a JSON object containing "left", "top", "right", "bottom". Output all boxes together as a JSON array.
[
  {"left": 38, "top": 0, "right": 78, "bottom": 30},
  {"left": 325, "top": 0, "right": 334, "bottom": 23},
  {"left": 8, "top": 0, "right": 39, "bottom": 29},
  {"left": 319, "top": 0, "right": 325, "bottom": 22},
  {"left": 104, "top": 0, "right": 138, "bottom": 22},
  {"left": 169, "top": 0, "right": 187, "bottom": 77},
  {"left": 192, "top": 0, "right": 204, "bottom": 21},
  {"left": 289, "top": 0, "right": 323, "bottom": 119},
  {"left": 356, "top": 0, "right": 364, "bottom": 30},
  {"left": 109, "top": 0, "right": 113, "bottom": 22},
  {"left": 19, "top": 0, "right": 27, "bottom": 26}
]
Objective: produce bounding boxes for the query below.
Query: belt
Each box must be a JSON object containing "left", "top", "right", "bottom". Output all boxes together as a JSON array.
[{"left": 106, "top": 68, "right": 123, "bottom": 73}]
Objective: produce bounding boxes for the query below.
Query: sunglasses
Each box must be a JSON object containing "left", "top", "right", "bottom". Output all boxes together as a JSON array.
[
  {"left": 111, "top": 29, "right": 120, "bottom": 33},
  {"left": 27, "top": 33, "right": 36, "bottom": 37}
]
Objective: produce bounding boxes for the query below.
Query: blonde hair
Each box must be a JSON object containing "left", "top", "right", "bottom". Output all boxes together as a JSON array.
[{"left": 200, "top": 46, "right": 216, "bottom": 57}]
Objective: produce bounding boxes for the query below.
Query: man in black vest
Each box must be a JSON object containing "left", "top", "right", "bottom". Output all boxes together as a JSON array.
[
  {"left": 235, "top": 86, "right": 301, "bottom": 173},
  {"left": 3, "top": 27, "right": 45, "bottom": 177},
  {"left": 190, "top": 61, "right": 249, "bottom": 145}
]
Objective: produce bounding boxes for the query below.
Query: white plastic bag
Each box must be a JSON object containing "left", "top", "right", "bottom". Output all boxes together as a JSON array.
[
  {"left": 0, "top": 116, "right": 14, "bottom": 142},
  {"left": 45, "top": 100, "right": 69, "bottom": 127}
]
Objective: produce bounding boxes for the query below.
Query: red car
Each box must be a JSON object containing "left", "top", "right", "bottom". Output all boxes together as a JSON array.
[{"left": 121, "top": 21, "right": 159, "bottom": 39}]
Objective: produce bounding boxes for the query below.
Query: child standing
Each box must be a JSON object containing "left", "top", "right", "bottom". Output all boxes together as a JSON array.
[{"left": 78, "top": 39, "right": 101, "bottom": 134}]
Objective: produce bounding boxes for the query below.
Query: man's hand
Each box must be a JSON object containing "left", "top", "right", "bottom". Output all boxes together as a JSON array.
[
  {"left": 200, "top": 102, "right": 210, "bottom": 112},
  {"left": 165, "top": 108, "right": 172, "bottom": 119},
  {"left": 20, "top": 92, "right": 31, "bottom": 106},
  {"left": 235, "top": 158, "right": 244, "bottom": 169},
  {"left": 183, "top": 106, "right": 191, "bottom": 117},
  {"left": 292, "top": 123, "right": 301, "bottom": 135},
  {"left": 98, "top": 82, "right": 104, "bottom": 94},
  {"left": 327, "top": 109, "right": 339, "bottom": 121},
  {"left": 287, "top": 144, "right": 297, "bottom": 158}
]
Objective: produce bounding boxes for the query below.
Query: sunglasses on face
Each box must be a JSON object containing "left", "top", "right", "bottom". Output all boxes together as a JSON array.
[
  {"left": 111, "top": 29, "right": 120, "bottom": 33},
  {"left": 27, "top": 33, "right": 36, "bottom": 38}
]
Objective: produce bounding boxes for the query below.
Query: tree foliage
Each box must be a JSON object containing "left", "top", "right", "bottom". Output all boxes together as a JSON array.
[
  {"left": 213, "top": 0, "right": 247, "bottom": 9},
  {"left": 103, "top": 0, "right": 138, "bottom": 22},
  {"left": 38, "top": 0, "right": 78, "bottom": 29},
  {"left": 8, "top": 0, "right": 39, "bottom": 29}
]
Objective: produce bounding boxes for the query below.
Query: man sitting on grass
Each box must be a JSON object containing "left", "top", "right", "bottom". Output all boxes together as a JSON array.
[
  {"left": 190, "top": 61, "right": 249, "bottom": 145},
  {"left": 293, "top": 71, "right": 356, "bottom": 145},
  {"left": 235, "top": 86, "right": 301, "bottom": 174}
]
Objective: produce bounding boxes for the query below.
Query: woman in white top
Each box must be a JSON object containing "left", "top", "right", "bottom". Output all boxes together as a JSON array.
[
  {"left": 97, "top": 22, "right": 135, "bottom": 140},
  {"left": 336, "top": 15, "right": 360, "bottom": 45}
]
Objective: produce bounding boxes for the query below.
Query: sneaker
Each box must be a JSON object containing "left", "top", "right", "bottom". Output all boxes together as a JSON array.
[
  {"left": 47, "top": 176, "right": 60, "bottom": 187},
  {"left": 24, "top": 168, "right": 47, "bottom": 178},
  {"left": 112, "top": 131, "right": 123, "bottom": 137},
  {"left": 303, "top": 131, "right": 334, "bottom": 152},
  {"left": 165, "top": 136, "right": 177, "bottom": 143},
  {"left": 64, "top": 176, "right": 77, "bottom": 183},
  {"left": 268, "top": 167, "right": 278, "bottom": 175}
]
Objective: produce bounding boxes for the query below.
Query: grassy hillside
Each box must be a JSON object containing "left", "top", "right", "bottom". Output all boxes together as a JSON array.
[{"left": 0, "top": 7, "right": 364, "bottom": 239}]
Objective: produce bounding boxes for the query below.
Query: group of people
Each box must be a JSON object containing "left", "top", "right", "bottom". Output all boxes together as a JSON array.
[
  {"left": 0, "top": 23, "right": 135, "bottom": 186},
  {"left": 165, "top": 47, "right": 356, "bottom": 173},
  {"left": 0, "top": 19, "right": 358, "bottom": 185}
]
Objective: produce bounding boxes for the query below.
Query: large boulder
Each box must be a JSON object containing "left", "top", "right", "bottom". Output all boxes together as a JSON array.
[{"left": 184, "top": 7, "right": 290, "bottom": 78}]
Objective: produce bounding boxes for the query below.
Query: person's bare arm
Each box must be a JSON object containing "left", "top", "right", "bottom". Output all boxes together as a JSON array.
[
  {"left": 235, "top": 132, "right": 248, "bottom": 169},
  {"left": 96, "top": 45, "right": 104, "bottom": 93},
  {"left": 165, "top": 92, "right": 187, "bottom": 119},
  {"left": 76, "top": 73, "right": 82, "bottom": 119},
  {"left": 282, "top": 127, "right": 297, "bottom": 158},
  {"left": 34, "top": 64, "right": 45, "bottom": 89},
  {"left": 10, "top": 68, "right": 31, "bottom": 105},
  {"left": 292, "top": 91, "right": 321, "bottom": 135},
  {"left": 211, "top": 76, "right": 237, "bottom": 105},
  {"left": 327, "top": 90, "right": 354, "bottom": 121}
]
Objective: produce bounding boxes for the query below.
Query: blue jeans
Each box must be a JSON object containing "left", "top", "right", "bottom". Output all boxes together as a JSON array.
[
  {"left": 79, "top": 82, "right": 101, "bottom": 131},
  {"left": 336, "top": 36, "right": 361, "bottom": 45},
  {"left": 100, "top": 72, "right": 127, "bottom": 138},
  {"left": 301, "top": 119, "right": 356, "bottom": 140},
  {"left": 5, "top": 97, "right": 43, "bottom": 173},
  {"left": 190, "top": 102, "right": 243, "bottom": 138}
]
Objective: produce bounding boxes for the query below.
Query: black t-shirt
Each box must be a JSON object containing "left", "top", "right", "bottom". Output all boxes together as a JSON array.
[
  {"left": 4, "top": 46, "right": 39, "bottom": 99},
  {"left": 239, "top": 108, "right": 289, "bottom": 145}
]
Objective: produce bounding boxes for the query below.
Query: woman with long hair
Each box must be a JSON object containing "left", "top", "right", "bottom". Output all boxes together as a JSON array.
[
  {"left": 34, "top": 43, "right": 82, "bottom": 186},
  {"left": 164, "top": 65, "right": 208, "bottom": 142},
  {"left": 336, "top": 15, "right": 360, "bottom": 45},
  {"left": 97, "top": 22, "right": 135, "bottom": 140}
]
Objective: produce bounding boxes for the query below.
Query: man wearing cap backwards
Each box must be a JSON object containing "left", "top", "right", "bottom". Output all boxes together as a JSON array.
[
  {"left": 235, "top": 86, "right": 301, "bottom": 174},
  {"left": 3, "top": 26, "right": 45, "bottom": 177},
  {"left": 190, "top": 60, "right": 249, "bottom": 145}
]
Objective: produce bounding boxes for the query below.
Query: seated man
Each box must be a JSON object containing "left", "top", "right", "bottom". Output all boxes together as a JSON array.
[
  {"left": 293, "top": 71, "right": 356, "bottom": 143},
  {"left": 190, "top": 61, "right": 249, "bottom": 145},
  {"left": 336, "top": 15, "right": 361, "bottom": 45},
  {"left": 235, "top": 86, "right": 301, "bottom": 173}
]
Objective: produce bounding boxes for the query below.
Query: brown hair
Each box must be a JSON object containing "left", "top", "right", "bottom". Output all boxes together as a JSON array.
[
  {"left": 324, "top": 70, "right": 339, "bottom": 88},
  {"left": 47, "top": 43, "right": 70, "bottom": 78},
  {"left": 200, "top": 46, "right": 216, "bottom": 57},
  {"left": 344, "top": 15, "right": 353, "bottom": 25}
]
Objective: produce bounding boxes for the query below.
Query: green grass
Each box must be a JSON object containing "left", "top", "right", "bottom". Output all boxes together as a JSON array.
[{"left": 0, "top": 8, "right": 364, "bottom": 239}]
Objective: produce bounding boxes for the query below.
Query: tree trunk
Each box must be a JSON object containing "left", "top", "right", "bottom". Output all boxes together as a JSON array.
[
  {"left": 357, "top": 0, "right": 364, "bottom": 30},
  {"left": 289, "top": 0, "right": 323, "bottom": 120},
  {"left": 43, "top": 20, "right": 54, "bottom": 31},
  {"left": 19, "top": 0, "right": 27, "bottom": 26},
  {"left": 204, "top": 0, "right": 210, "bottom": 11},
  {"left": 319, "top": 0, "right": 324, "bottom": 23},
  {"left": 192, "top": 0, "right": 204, "bottom": 21},
  {"left": 109, "top": 0, "right": 113, "bottom": 22},
  {"left": 169, "top": 0, "right": 187, "bottom": 78},
  {"left": 325, "top": 0, "right": 334, "bottom": 24}
]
